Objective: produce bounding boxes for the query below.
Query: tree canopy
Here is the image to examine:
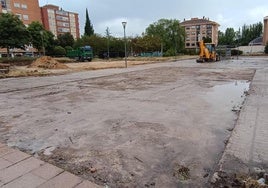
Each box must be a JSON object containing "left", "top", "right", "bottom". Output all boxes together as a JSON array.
[
  {"left": 218, "top": 22, "right": 263, "bottom": 46},
  {"left": 145, "top": 19, "right": 185, "bottom": 54},
  {"left": 84, "top": 8, "right": 94, "bottom": 36},
  {"left": 27, "top": 21, "right": 50, "bottom": 54},
  {"left": 0, "top": 13, "right": 30, "bottom": 56},
  {"left": 56, "top": 33, "right": 74, "bottom": 47}
]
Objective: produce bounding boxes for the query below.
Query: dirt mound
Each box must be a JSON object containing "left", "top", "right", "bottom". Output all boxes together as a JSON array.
[{"left": 29, "top": 56, "right": 68, "bottom": 69}]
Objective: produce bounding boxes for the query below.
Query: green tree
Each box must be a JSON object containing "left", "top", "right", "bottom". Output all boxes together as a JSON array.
[
  {"left": 224, "top": 28, "right": 236, "bottom": 45},
  {"left": 57, "top": 33, "right": 74, "bottom": 47},
  {"left": 240, "top": 22, "right": 263, "bottom": 45},
  {"left": 145, "top": 19, "right": 185, "bottom": 55},
  {"left": 132, "top": 35, "right": 161, "bottom": 53},
  {"left": 218, "top": 30, "right": 225, "bottom": 45},
  {"left": 45, "top": 31, "right": 56, "bottom": 56},
  {"left": 0, "top": 13, "right": 30, "bottom": 57},
  {"left": 28, "top": 21, "right": 49, "bottom": 54},
  {"left": 84, "top": 8, "right": 94, "bottom": 36}
]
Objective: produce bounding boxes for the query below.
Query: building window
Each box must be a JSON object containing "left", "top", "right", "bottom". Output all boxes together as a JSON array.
[
  {"left": 56, "top": 10, "right": 68, "bottom": 16},
  {"left": 21, "top": 4, "right": 27, "bottom": 9},
  {"left": 1, "top": 0, "right": 7, "bottom": 8},
  {"left": 56, "top": 15, "right": 69, "bottom": 22},
  {"left": 23, "top": 15, "right": 29, "bottom": 20},
  {"left": 207, "top": 25, "right": 212, "bottom": 29},
  {"left": 14, "top": 2, "right": 20, "bottom": 8},
  {"left": 58, "top": 27, "right": 70, "bottom": 32},
  {"left": 15, "top": 13, "right": 21, "bottom": 20},
  {"left": 57, "top": 21, "right": 70, "bottom": 27},
  {"left": 186, "top": 43, "right": 190, "bottom": 47}
]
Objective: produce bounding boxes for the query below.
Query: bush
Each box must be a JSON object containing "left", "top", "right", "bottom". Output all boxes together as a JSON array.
[
  {"left": 65, "top": 46, "right": 73, "bottom": 52},
  {"left": 265, "top": 43, "right": 268, "bottom": 54},
  {"left": 163, "top": 48, "right": 176, "bottom": 57},
  {"left": 53, "top": 46, "right": 66, "bottom": 57},
  {"left": 0, "top": 57, "right": 35, "bottom": 66},
  {"left": 231, "top": 49, "right": 243, "bottom": 56}
]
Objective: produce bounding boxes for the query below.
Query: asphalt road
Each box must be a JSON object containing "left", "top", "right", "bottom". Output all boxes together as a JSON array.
[{"left": 0, "top": 57, "right": 267, "bottom": 187}]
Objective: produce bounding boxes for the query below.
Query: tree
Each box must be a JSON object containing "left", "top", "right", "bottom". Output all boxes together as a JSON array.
[
  {"left": 57, "top": 33, "right": 74, "bottom": 47},
  {"left": 0, "top": 13, "right": 30, "bottom": 57},
  {"left": 27, "top": 21, "right": 49, "bottom": 54},
  {"left": 224, "top": 28, "right": 236, "bottom": 45},
  {"left": 132, "top": 35, "right": 161, "bottom": 53},
  {"left": 218, "top": 30, "right": 225, "bottom": 45},
  {"left": 45, "top": 31, "right": 56, "bottom": 56},
  {"left": 145, "top": 19, "right": 185, "bottom": 55},
  {"left": 84, "top": 8, "right": 94, "bottom": 36},
  {"left": 240, "top": 22, "right": 263, "bottom": 45}
]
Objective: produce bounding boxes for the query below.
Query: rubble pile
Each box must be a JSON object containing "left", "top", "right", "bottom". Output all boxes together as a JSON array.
[
  {"left": 29, "top": 56, "right": 68, "bottom": 69},
  {"left": 211, "top": 168, "right": 268, "bottom": 187}
]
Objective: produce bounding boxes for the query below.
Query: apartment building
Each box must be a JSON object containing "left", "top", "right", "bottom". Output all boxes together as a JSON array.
[
  {"left": 263, "top": 16, "right": 268, "bottom": 45},
  {"left": 181, "top": 17, "right": 219, "bottom": 49},
  {"left": 40, "top": 5, "right": 80, "bottom": 39},
  {"left": 0, "top": 0, "right": 41, "bottom": 25}
]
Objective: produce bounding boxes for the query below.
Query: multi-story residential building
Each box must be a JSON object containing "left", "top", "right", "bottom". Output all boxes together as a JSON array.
[
  {"left": 0, "top": 0, "right": 41, "bottom": 25},
  {"left": 181, "top": 17, "right": 220, "bottom": 49},
  {"left": 40, "top": 5, "right": 80, "bottom": 39},
  {"left": 263, "top": 16, "right": 268, "bottom": 45}
]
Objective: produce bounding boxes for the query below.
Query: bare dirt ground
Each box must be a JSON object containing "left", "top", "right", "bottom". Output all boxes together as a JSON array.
[
  {"left": 0, "top": 57, "right": 267, "bottom": 187},
  {"left": 2, "top": 56, "right": 194, "bottom": 78}
]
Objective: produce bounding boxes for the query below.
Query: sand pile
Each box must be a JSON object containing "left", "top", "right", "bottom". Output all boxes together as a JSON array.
[{"left": 29, "top": 56, "right": 68, "bottom": 69}]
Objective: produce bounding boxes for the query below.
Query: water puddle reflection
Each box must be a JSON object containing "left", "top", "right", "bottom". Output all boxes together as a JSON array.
[{"left": 205, "top": 81, "right": 250, "bottom": 112}]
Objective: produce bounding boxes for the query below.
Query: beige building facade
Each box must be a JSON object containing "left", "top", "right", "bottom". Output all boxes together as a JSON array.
[
  {"left": 181, "top": 17, "right": 219, "bottom": 49},
  {"left": 40, "top": 5, "right": 80, "bottom": 39}
]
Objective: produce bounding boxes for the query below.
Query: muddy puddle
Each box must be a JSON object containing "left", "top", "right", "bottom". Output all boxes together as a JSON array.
[{"left": 205, "top": 81, "right": 250, "bottom": 112}]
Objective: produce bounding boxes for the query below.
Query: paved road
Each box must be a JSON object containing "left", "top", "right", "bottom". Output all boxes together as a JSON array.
[
  {"left": 216, "top": 60, "right": 268, "bottom": 185},
  {"left": 0, "top": 57, "right": 268, "bottom": 187}
]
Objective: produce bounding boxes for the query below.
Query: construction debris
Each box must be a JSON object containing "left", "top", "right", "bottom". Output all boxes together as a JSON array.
[{"left": 29, "top": 56, "right": 68, "bottom": 69}]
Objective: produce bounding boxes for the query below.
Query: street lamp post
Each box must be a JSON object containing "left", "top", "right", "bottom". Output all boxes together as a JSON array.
[{"left": 122, "top": 21, "right": 127, "bottom": 68}]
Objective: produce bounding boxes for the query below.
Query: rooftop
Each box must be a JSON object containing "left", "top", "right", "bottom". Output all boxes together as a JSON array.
[{"left": 181, "top": 17, "right": 220, "bottom": 26}]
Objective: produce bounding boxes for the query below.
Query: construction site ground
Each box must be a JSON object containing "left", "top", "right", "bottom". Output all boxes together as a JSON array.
[{"left": 0, "top": 57, "right": 268, "bottom": 187}]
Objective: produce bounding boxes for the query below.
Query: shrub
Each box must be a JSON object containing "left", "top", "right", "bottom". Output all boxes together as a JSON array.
[
  {"left": 231, "top": 49, "right": 243, "bottom": 56},
  {"left": 265, "top": 43, "right": 268, "bottom": 54},
  {"left": 53, "top": 46, "right": 66, "bottom": 57},
  {"left": 163, "top": 48, "right": 176, "bottom": 57},
  {"left": 65, "top": 46, "right": 73, "bottom": 52}
]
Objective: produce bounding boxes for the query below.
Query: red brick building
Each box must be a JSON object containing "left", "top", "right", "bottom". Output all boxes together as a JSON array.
[
  {"left": 40, "top": 4, "right": 80, "bottom": 39},
  {"left": 0, "top": 0, "right": 42, "bottom": 25}
]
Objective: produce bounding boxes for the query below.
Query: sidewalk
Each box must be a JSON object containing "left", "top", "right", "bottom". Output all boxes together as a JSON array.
[
  {"left": 216, "top": 68, "right": 268, "bottom": 180},
  {"left": 0, "top": 143, "right": 102, "bottom": 188}
]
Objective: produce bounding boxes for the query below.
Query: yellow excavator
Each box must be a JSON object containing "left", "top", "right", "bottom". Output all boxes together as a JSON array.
[{"left": 196, "top": 40, "right": 220, "bottom": 63}]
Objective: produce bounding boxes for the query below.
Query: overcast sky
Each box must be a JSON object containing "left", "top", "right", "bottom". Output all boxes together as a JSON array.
[{"left": 38, "top": 0, "right": 268, "bottom": 37}]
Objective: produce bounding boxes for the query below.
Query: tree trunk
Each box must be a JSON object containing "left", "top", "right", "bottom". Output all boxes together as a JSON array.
[{"left": 7, "top": 47, "right": 10, "bottom": 58}]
